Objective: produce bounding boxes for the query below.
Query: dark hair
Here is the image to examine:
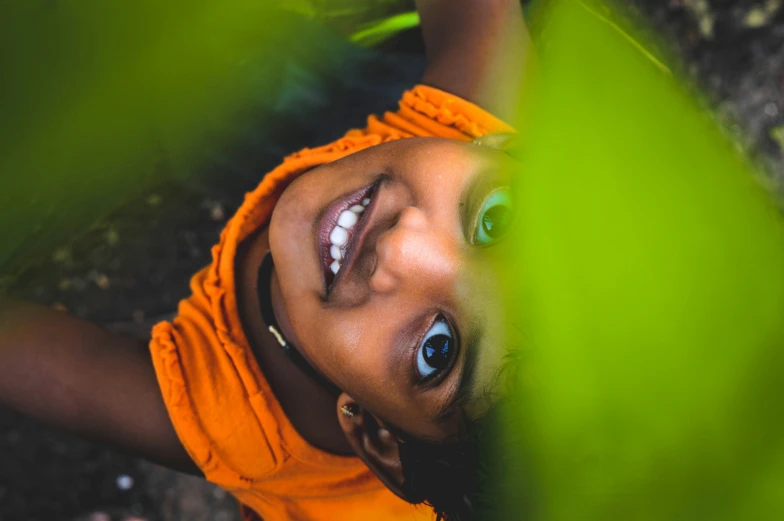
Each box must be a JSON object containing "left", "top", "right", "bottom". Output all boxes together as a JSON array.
[
  {"left": 398, "top": 354, "right": 524, "bottom": 521},
  {"left": 398, "top": 411, "right": 493, "bottom": 520}
]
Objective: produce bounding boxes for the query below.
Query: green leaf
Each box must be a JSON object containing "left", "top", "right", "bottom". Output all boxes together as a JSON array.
[
  {"left": 349, "top": 11, "right": 420, "bottom": 47},
  {"left": 500, "top": 1, "right": 784, "bottom": 519}
]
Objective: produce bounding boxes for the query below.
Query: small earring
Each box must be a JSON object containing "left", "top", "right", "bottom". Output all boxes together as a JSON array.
[{"left": 341, "top": 404, "right": 357, "bottom": 418}]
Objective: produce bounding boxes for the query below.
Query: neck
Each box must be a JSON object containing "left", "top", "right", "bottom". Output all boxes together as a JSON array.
[{"left": 235, "top": 228, "right": 353, "bottom": 455}]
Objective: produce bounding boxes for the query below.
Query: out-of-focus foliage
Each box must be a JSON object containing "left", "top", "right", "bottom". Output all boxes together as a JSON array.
[
  {"left": 0, "top": 0, "right": 417, "bottom": 278},
  {"left": 499, "top": 1, "right": 784, "bottom": 520},
  {"left": 0, "top": 2, "right": 292, "bottom": 274},
  {"left": 4, "top": 1, "right": 783, "bottom": 518},
  {"left": 349, "top": 12, "right": 420, "bottom": 48},
  {"left": 272, "top": 0, "right": 417, "bottom": 46}
]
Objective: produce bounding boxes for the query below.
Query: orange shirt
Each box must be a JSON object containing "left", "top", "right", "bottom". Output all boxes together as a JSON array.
[{"left": 149, "top": 85, "right": 514, "bottom": 521}]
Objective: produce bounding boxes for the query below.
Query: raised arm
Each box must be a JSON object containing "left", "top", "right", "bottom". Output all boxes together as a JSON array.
[
  {"left": 416, "top": 0, "right": 534, "bottom": 120},
  {"left": 0, "top": 299, "right": 198, "bottom": 474}
]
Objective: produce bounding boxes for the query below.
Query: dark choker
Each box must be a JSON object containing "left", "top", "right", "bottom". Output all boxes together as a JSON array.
[{"left": 257, "top": 253, "right": 341, "bottom": 397}]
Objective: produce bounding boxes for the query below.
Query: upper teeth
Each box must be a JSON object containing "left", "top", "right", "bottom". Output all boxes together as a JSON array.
[
  {"left": 329, "top": 196, "right": 371, "bottom": 274},
  {"left": 337, "top": 210, "right": 358, "bottom": 229},
  {"left": 329, "top": 226, "right": 349, "bottom": 246}
]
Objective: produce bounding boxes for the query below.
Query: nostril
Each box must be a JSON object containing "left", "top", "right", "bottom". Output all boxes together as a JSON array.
[
  {"left": 369, "top": 266, "right": 397, "bottom": 293},
  {"left": 369, "top": 236, "right": 400, "bottom": 293}
]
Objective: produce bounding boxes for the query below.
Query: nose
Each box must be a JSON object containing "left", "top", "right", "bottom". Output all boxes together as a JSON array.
[{"left": 369, "top": 206, "right": 460, "bottom": 295}]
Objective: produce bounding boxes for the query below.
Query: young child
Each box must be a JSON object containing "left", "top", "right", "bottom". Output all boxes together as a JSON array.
[{"left": 0, "top": 1, "right": 533, "bottom": 520}]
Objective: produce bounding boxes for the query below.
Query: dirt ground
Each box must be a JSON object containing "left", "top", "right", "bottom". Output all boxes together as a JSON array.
[{"left": 2, "top": 1, "right": 783, "bottom": 520}]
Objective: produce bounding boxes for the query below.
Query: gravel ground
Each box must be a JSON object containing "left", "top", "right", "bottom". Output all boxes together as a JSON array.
[
  {"left": 634, "top": 0, "right": 784, "bottom": 195},
  {"left": 2, "top": 2, "right": 783, "bottom": 520}
]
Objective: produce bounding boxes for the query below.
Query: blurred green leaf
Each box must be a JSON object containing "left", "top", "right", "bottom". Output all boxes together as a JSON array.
[
  {"left": 349, "top": 11, "right": 420, "bottom": 47},
  {"left": 0, "top": 1, "right": 417, "bottom": 278},
  {"left": 771, "top": 125, "right": 784, "bottom": 151},
  {"left": 501, "top": 1, "right": 784, "bottom": 520}
]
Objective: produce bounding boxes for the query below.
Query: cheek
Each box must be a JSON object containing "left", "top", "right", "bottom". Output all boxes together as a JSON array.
[
  {"left": 292, "top": 305, "right": 392, "bottom": 388},
  {"left": 270, "top": 166, "right": 339, "bottom": 260}
]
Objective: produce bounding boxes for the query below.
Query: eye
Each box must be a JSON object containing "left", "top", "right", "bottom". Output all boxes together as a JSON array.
[
  {"left": 416, "top": 318, "right": 456, "bottom": 379},
  {"left": 474, "top": 188, "right": 513, "bottom": 245}
]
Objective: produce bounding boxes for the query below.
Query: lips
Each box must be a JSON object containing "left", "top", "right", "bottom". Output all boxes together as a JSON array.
[{"left": 317, "top": 181, "right": 380, "bottom": 294}]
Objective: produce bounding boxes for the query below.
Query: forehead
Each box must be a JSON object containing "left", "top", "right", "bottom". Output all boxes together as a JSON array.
[{"left": 332, "top": 135, "right": 514, "bottom": 168}]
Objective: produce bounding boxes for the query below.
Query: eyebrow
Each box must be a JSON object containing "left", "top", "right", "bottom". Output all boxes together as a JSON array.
[
  {"left": 458, "top": 156, "right": 514, "bottom": 245},
  {"left": 459, "top": 167, "right": 495, "bottom": 244},
  {"left": 436, "top": 320, "right": 481, "bottom": 423}
]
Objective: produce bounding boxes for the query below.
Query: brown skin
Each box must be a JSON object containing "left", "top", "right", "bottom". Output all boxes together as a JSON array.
[
  {"left": 417, "top": 0, "right": 534, "bottom": 119},
  {"left": 234, "top": 137, "right": 523, "bottom": 495},
  {"left": 250, "top": 2, "right": 534, "bottom": 492},
  {"left": 0, "top": 301, "right": 197, "bottom": 474},
  {"left": 265, "top": 138, "right": 522, "bottom": 495},
  {"left": 236, "top": 227, "right": 356, "bottom": 455},
  {"left": 0, "top": 0, "right": 532, "bottom": 500}
]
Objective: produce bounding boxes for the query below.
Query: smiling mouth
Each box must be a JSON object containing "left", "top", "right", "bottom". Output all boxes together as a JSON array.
[{"left": 317, "top": 181, "right": 380, "bottom": 294}]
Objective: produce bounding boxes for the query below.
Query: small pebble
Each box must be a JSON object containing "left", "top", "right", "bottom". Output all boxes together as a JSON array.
[
  {"left": 745, "top": 7, "right": 768, "bottom": 27},
  {"left": 116, "top": 474, "right": 134, "bottom": 491},
  {"left": 210, "top": 203, "right": 225, "bottom": 221},
  {"left": 95, "top": 274, "right": 111, "bottom": 290},
  {"left": 764, "top": 102, "right": 779, "bottom": 117}
]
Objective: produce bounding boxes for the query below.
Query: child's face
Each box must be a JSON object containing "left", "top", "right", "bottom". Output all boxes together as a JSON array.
[{"left": 269, "top": 137, "right": 519, "bottom": 440}]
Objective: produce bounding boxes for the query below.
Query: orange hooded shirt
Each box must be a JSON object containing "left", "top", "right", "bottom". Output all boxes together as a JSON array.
[{"left": 149, "top": 85, "right": 515, "bottom": 521}]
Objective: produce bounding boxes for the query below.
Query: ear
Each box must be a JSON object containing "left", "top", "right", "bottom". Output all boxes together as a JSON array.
[{"left": 336, "top": 393, "right": 407, "bottom": 501}]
